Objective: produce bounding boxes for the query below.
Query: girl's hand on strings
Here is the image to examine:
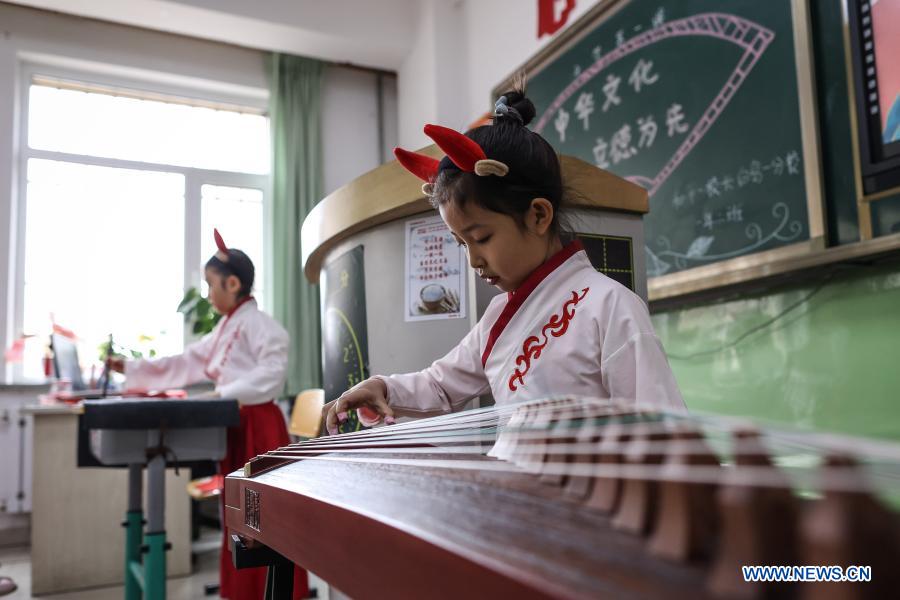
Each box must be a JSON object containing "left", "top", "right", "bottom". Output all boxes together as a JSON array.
[{"left": 324, "top": 378, "right": 395, "bottom": 436}]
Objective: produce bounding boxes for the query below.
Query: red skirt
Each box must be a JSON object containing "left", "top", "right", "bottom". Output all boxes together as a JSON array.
[{"left": 219, "top": 401, "right": 309, "bottom": 600}]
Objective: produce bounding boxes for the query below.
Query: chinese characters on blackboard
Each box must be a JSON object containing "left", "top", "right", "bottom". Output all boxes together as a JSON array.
[{"left": 526, "top": 0, "right": 811, "bottom": 278}]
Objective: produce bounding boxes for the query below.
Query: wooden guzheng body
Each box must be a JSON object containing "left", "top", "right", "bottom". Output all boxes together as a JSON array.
[{"left": 225, "top": 398, "right": 900, "bottom": 599}]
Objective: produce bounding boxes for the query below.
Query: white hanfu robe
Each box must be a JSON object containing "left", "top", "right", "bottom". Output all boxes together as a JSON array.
[
  {"left": 125, "top": 297, "right": 288, "bottom": 405},
  {"left": 379, "top": 241, "right": 685, "bottom": 416}
]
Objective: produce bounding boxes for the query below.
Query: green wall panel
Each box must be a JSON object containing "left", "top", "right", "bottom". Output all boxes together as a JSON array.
[{"left": 652, "top": 262, "right": 900, "bottom": 441}]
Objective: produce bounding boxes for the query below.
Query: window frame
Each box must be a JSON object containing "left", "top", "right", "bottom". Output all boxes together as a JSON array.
[{"left": 12, "top": 61, "right": 272, "bottom": 383}]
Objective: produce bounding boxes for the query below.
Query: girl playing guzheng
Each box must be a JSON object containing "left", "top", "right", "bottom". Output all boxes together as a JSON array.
[
  {"left": 325, "top": 90, "right": 685, "bottom": 435},
  {"left": 109, "top": 230, "right": 307, "bottom": 600}
]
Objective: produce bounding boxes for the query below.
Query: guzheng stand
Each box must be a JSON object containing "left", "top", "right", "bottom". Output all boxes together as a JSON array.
[
  {"left": 81, "top": 398, "right": 239, "bottom": 600},
  {"left": 229, "top": 534, "right": 295, "bottom": 600}
]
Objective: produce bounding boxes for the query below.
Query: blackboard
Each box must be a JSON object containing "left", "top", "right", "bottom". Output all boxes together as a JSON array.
[
  {"left": 322, "top": 245, "right": 369, "bottom": 411},
  {"left": 577, "top": 232, "right": 635, "bottom": 291},
  {"left": 517, "top": 0, "right": 823, "bottom": 283}
]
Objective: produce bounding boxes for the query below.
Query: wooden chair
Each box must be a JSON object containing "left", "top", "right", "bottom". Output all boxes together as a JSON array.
[{"left": 289, "top": 389, "right": 325, "bottom": 439}]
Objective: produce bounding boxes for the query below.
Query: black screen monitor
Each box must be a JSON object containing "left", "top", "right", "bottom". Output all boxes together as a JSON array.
[{"left": 50, "top": 333, "right": 86, "bottom": 391}]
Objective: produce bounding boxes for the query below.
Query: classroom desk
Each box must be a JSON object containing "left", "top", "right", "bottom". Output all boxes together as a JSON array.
[{"left": 22, "top": 402, "right": 191, "bottom": 595}]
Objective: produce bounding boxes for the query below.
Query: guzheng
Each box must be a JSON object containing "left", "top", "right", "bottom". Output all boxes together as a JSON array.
[{"left": 225, "top": 398, "right": 900, "bottom": 599}]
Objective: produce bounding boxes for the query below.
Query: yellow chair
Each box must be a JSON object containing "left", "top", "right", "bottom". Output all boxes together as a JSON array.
[{"left": 290, "top": 388, "right": 325, "bottom": 438}]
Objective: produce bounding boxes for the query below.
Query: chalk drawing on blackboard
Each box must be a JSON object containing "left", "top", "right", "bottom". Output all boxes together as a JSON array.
[
  {"left": 629, "top": 59, "right": 658, "bottom": 92},
  {"left": 511, "top": 0, "right": 826, "bottom": 296},
  {"left": 533, "top": 13, "right": 775, "bottom": 197},
  {"left": 555, "top": 108, "right": 570, "bottom": 143},
  {"left": 587, "top": 101, "right": 687, "bottom": 175},
  {"left": 601, "top": 74, "right": 622, "bottom": 112},
  {"left": 574, "top": 92, "right": 595, "bottom": 130},
  {"left": 647, "top": 202, "right": 803, "bottom": 275},
  {"left": 685, "top": 236, "right": 715, "bottom": 259},
  {"left": 637, "top": 115, "right": 657, "bottom": 148},
  {"left": 667, "top": 151, "right": 802, "bottom": 212}
]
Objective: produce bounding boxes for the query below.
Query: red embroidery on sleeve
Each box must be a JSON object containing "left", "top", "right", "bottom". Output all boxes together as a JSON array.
[{"left": 508, "top": 287, "right": 590, "bottom": 392}]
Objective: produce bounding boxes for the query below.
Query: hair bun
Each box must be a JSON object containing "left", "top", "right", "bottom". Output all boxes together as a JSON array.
[{"left": 495, "top": 90, "right": 536, "bottom": 127}]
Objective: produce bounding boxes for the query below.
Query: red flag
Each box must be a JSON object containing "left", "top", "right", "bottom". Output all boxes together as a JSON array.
[
  {"left": 4, "top": 338, "right": 26, "bottom": 363},
  {"left": 538, "top": 0, "right": 576, "bottom": 38},
  {"left": 52, "top": 323, "right": 77, "bottom": 340}
]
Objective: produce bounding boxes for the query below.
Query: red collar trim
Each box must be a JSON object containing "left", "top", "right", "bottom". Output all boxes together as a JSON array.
[
  {"left": 226, "top": 295, "right": 254, "bottom": 318},
  {"left": 480, "top": 240, "right": 583, "bottom": 368}
]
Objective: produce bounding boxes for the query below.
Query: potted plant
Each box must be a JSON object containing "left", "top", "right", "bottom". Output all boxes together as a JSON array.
[{"left": 177, "top": 287, "right": 222, "bottom": 336}]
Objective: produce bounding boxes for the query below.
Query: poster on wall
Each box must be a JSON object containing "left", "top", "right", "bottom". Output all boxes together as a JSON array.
[{"left": 404, "top": 215, "right": 467, "bottom": 322}]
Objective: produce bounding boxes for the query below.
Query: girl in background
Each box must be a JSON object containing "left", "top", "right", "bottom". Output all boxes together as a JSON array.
[{"left": 110, "top": 229, "right": 307, "bottom": 600}]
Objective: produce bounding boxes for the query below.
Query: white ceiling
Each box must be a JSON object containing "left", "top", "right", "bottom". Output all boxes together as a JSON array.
[{"left": 3, "top": 0, "right": 418, "bottom": 70}]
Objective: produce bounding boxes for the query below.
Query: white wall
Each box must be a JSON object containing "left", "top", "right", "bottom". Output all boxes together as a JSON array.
[
  {"left": 395, "top": 0, "right": 603, "bottom": 149},
  {"left": 322, "top": 67, "right": 398, "bottom": 196},
  {"left": 460, "top": 0, "right": 602, "bottom": 125},
  {"left": 0, "top": 36, "right": 19, "bottom": 384},
  {"left": 396, "top": 1, "right": 439, "bottom": 150}
]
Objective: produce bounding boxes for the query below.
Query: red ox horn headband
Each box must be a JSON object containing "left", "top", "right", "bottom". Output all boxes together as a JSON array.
[
  {"left": 213, "top": 228, "right": 230, "bottom": 261},
  {"left": 393, "top": 124, "right": 510, "bottom": 196}
]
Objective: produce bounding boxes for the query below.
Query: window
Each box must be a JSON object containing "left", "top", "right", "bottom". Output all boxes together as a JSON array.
[
  {"left": 201, "top": 184, "right": 267, "bottom": 302},
  {"left": 28, "top": 83, "right": 269, "bottom": 174},
  {"left": 17, "top": 74, "right": 269, "bottom": 382}
]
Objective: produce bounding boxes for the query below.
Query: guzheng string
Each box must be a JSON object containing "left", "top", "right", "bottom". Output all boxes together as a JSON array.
[
  {"left": 317, "top": 398, "right": 900, "bottom": 462},
  {"left": 257, "top": 454, "right": 894, "bottom": 494},
  {"left": 313, "top": 400, "right": 900, "bottom": 464},
  {"left": 253, "top": 398, "right": 900, "bottom": 496}
]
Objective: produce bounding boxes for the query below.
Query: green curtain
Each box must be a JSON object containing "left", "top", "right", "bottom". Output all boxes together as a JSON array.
[{"left": 269, "top": 53, "right": 324, "bottom": 396}]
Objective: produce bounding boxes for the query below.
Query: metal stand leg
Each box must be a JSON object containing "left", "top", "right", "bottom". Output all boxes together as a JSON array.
[
  {"left": 264, "top": 562, "right": 295, "bottom": 600},
  {"left": 124, "top": 464, "right": 144, "bottom": 600},
  {"left": 144, "top": 453, "right": 167, "bottom": 600},
  {"left": 230, "top": 534, "right": 294, "bottom": 600}
]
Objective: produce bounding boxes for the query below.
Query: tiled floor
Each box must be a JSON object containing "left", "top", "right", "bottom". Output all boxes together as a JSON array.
[
  {"left": 0, "top": 541, "right": 221, "bottom": 600},
  {"left": 0, "top": 538, "right": 330, "bottom": 600}
]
